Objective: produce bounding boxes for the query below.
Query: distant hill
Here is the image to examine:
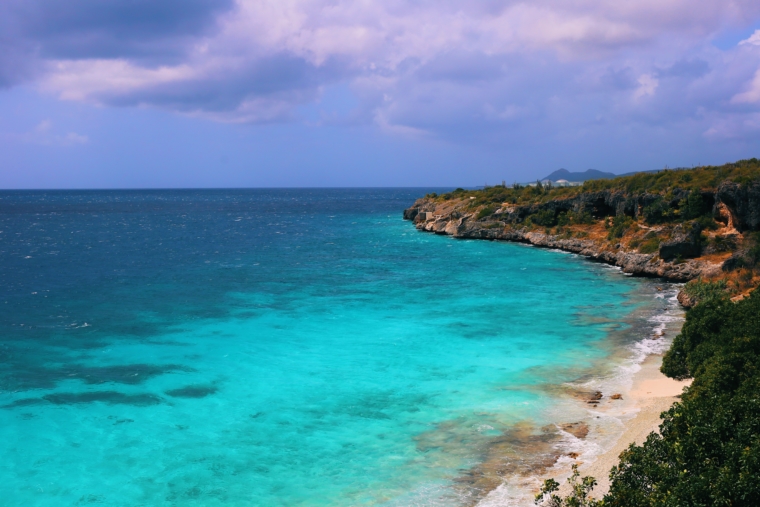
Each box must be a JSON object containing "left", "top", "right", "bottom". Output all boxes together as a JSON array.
[{"left": 541, "top": 168, "right": 617, "bottom": 182}]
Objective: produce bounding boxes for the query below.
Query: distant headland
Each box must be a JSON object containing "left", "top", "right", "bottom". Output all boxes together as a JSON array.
[{"left": 406, "top": 158, "right": 760, "bottom": 306}]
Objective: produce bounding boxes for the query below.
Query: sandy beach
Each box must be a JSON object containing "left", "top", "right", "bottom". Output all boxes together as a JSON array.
[{"left": 561, "top": 353, "right": 692, "bottom": 498}]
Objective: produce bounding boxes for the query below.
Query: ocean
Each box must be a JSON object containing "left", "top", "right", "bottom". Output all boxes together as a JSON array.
[{"left": 0, "top": 189, "right": 681, "bottom": 506}]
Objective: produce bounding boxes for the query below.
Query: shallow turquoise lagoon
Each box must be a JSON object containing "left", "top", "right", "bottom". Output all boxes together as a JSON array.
[{"left": 0, "top": 189, "right": 662, "bottom": 506}]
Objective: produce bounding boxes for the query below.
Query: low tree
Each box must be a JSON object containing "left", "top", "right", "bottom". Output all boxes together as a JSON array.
[{"left": 535, "top": 465, "right": 602, "bottom": 507}]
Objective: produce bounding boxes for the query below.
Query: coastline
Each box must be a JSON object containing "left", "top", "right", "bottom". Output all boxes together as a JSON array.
[
  {"left": 401, "top": 166, "right": 760, "bottom": 505},
  {"left": 544, "top": 283, "right": 692, "bottom": 502},
  {"left": 401, "top": 198, "right": 703, "bottom": 503},
  {"left": 402, "top": 196, "right": 732, "bottom": 285},
  {"left": 563, "top": 354, "right": 692, "bottom": 498},
  {"left": 473, "top": 277, "right": 688, "bottom": 507},
  {"left": 545, "top": 283, "right": 691, "bottom": 501}
]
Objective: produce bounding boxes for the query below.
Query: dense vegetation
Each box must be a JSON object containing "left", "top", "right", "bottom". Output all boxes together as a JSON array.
[
  {"left": 439, "top": 158, "right": 760, "bottom": 208},
  {"left": 606, "top": 290, "right": 760, "bottom": 506},
  {"left": 537, "top": 290, "right": 760, "bottom": 506},
  {"left": 428, "top": 160, "right": 760, "bottom": 263},
  {"left": 425, "top": 159, "right": 760, "bottom": 297}
]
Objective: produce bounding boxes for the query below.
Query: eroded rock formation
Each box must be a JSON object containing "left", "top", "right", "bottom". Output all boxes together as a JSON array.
[{"left": 403, "top": 182, "right": 759, "bottom": 285}]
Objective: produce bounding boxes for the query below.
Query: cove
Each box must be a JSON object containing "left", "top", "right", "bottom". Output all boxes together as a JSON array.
[{"left": 0, "top": 189, "right": 671, "bottom": 506}]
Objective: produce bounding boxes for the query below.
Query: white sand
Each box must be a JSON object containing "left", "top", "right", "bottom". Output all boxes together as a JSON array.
[{"left": 564, "top": 354, "right": 692, "bottom": 497}]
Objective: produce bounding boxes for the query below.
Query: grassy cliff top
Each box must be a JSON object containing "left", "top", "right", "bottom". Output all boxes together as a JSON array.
[{"left": 429, "top": 158, "right": 760, "bottom": 208}]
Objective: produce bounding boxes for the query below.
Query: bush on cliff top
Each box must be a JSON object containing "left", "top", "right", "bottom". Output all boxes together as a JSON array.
[
  {"left": 438, "top": 158, "right": 760, "bottom": 209},
  {"left": 581, "top": 158, "right": 760, "bottom": 195}
]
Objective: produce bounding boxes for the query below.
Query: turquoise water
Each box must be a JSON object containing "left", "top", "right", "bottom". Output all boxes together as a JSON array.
[{"left": 1, "top": 189, "right": 656, "bottom": 506}]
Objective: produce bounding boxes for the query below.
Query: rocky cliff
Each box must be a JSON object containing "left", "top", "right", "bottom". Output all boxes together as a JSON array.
[{"left": 403, "top": 178, "right": 760, "bottom": 299}]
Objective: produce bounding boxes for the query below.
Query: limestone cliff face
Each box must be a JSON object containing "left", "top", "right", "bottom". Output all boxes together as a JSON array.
[
  {"left": 402, "top": 182, "right": 760, "bottom": 283},
  {"left": 405, "top": 207, "right": 718, "bottom": 281},
  {"left": 716, "top": 180, "right": 760, "bottom": 232}
]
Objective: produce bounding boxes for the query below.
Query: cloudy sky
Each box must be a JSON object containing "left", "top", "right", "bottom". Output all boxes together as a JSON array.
[{"left": 2, "top": 0, "right": 760, "bottom": 188}]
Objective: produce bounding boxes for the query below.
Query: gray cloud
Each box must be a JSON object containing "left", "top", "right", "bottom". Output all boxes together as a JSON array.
[
  {"left": 656, "top": 59, "right": 711, "bottom": 79},
  {"left": 0, "top": 0, "right": 234, "bottom": 67},
  {"left": 2, "top": 0, "right": 760, "bottom": 147}
]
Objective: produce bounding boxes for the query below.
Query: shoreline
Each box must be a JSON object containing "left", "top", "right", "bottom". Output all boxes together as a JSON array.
[
  {"left": 403, "top": 198, "right": 728, "bottom": 284},
  {"left": 548, "top": 285, "right": 691, "bottom": 501},
  {"left": 562, "top": 353, "right": 692, "bottom": 498},
  {"left": 474, "top": 279, "right": 688, "bottom": 507}
]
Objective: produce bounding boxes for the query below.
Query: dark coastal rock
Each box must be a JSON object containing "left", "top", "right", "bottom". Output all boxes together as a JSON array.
[
  {"left": 722, "top": 254, "right": 745, "bottom": 272},
  {"left": 704, "top": 232, "right": 739, "bottom": 255},
  {"left": 658, "top": 222, "right": 703, "bottom": 261},
  {"left": 560, "top": 422, "right": 590, "bottom": 439},
  {"left": 677, "top": 290, "right": 697, "bottom": 309},
  {"left": 402, "top": 207, "right": 419, "bottom": 221},
  {"left": 716, "top": 180, "right": 760, "bottom": 232}
]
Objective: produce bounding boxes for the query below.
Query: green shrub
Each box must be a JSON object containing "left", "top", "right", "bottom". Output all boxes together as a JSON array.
[
  {"left": 476, "top": 205, "right": 496, "bottom": 220},
  {"left": 638, "top": 234, "right": 660, "bottom": 254},
  {"left": 535, "top": 464, "right": 602, "bottom": 507},
  {"left": 642, "top": 199, "right": 677, "bottom": 224},
  {"left": 604, "top": 292, "right": 760, "bottom": 504},
  {"left": 695, "top": 214, "right": 719, "bottom": 231},
  {"left": 708, "top": 234, "right": 737, "bottom": 253},
  {"left": 571, "top": 211, "right": 594, "bottom": 225},
  {"left": 680, "top": 191, "right": 710, "bottom": 220},
  {"left": 432, "top": 158, "right": 760, "bottom": 207},
  {"left": 542, "top": 292, "right": 760, "bottom": 507},
  {"left": 604, "top": 292, "right": 760, "bottom": 507},
  {"left": 675, "top": 279, "right": 729, "bottom": 312},
  {"left": 607, "top": 215, "right": 634, "bottom": 240},
  {"left": 747, "top": 234, "right": 760, "bottom": 266},
  {"left": 531, "top": 209, "right": 557, "bottom": 227}
]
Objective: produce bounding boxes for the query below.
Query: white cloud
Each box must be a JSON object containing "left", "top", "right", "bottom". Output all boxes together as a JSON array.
[
  {"left": 704, "top": 113, "right": 760, "bottom": 139},
  {"left": 4, "top": 0, "right": 759, "bottom": 147},
  {"left": 42, "top": 60, "right": 196, "bottom": 102},
  {"left": 739, "top": 29, "right": 760, "bottom": 46},
  {"left": 35, "top": 0, "right": 760, "bottom": 110},
  {"left": 35, "top": 119, "right": 52, "bottom": 132},
  {"left": 634, "top": 74, "right": 659, "bottom": 100},
  {"left": 731, "top": 69, "right": 760, "bottom": 104}
]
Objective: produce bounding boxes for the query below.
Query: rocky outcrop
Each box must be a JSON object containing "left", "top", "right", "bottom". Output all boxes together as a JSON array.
[
  {"left": 403, "top": 179, "right": 760, "bottom": 297},
  {"left": 659, "top": 222, "right": 703, "bottom": 261},
  {"left": 715, "top": 180, "right": 760, "bottom": 232},
  {"left": 677, "top": 290, "right": 697, "bottom": 309},
  {"left": 404, "top": 199, "right": 726, "bottom": 283},
  {"left": 714, "top": 201, "right": 739, "bottom": 233},
  {"left": 402, "top": 207, "right": 419, "bottom": 221}
]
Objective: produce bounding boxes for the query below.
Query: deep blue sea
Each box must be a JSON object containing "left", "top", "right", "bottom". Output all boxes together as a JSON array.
[{"left": 0, "top": 189, "right": 677, "bottom": 506}]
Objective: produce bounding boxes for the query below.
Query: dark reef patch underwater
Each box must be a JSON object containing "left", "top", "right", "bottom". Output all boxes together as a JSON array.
[{"left": 0, "top": 189, "right": 680, "bottom": 506}]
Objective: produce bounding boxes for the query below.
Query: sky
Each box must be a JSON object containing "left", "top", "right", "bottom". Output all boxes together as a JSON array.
[{"left": 1, "top": 1, "right": 760, "bottom": 188}]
